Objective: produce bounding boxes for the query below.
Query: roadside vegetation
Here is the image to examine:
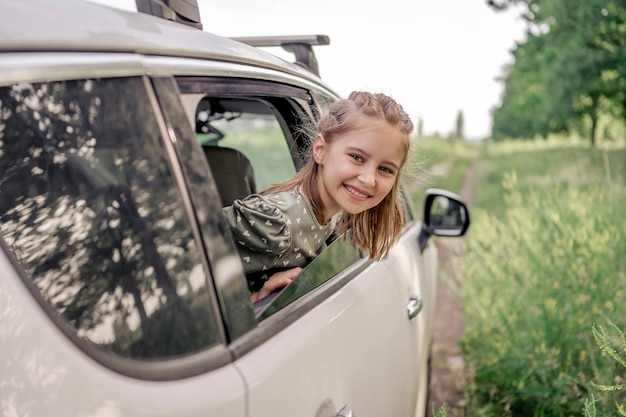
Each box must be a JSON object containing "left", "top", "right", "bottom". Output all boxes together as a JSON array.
[
  {"left": 452, "top": 2, "right": 626, "bottom": 412},
  {"left": 412, "top": 135, "right": 626, "bottom": 416}
]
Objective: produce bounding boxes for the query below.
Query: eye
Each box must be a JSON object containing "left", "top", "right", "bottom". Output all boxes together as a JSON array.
[
  {"left": 379, "top": 166, "right": 395, "bottom": 175},
  {"left": 349, "top": 154, "right": 363, "bottom": 162}
]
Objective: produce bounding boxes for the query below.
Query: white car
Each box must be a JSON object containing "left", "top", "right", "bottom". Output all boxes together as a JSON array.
[{"left": 0, "top": 1, "right": 470, "bottom": 416}]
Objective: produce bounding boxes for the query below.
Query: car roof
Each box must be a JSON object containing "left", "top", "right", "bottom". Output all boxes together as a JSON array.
[{"left": 0, "top": 0, "right": 329, "bottom": 87}]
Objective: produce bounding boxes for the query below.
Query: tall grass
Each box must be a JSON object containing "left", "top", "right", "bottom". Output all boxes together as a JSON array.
[
  {"left": 585, "top": 318, "right": 626, "bottom": 416},
  {"left": 457, "top": 139, "right": 626, "bottom": 416}
]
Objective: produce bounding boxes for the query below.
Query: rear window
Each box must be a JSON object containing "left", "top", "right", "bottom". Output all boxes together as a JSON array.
[{"left": 0, "top": 77, "right": 222, "bottom": 360}]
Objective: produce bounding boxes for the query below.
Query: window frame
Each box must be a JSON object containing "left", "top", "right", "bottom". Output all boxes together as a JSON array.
[{"left": 152, "top": 76, "right": 258, "bottom": 341}]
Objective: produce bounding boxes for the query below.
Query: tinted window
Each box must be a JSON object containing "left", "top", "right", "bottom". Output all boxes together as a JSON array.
[
  {"left": 0, "top": 78, "right": 222, "bottom": 359},
  {"left": 255, "top": 235, "right": 363, "bottom": 319}
]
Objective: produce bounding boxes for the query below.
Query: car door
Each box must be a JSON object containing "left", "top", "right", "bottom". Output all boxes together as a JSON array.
[
  {"left": 237, "top": 229, "right": 427, "bottom": 417},
  {"left": 169, "top": 72, "right": 428, "bottom": 417}
]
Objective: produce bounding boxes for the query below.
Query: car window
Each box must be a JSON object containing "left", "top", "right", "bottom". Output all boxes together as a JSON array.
[
  {"left": 199, "top": 105, "right": 296, "bottom": 192},
  {"left": 177, "top": 77, "right": 313, "bottom": 192},
  {"left": 254, "top": 233, "right": 363, "bottom": 319},
  {"left": 178, "top": 95, "right": 297, "bottom": 191},
  {"left": 151, "top": 76, "right": 256, "bottom": 340},
  {"left": 175, "top": 77, "right": 371, "bottom": 323},
  {"left": 0, "top": 77, "right": 223, "bottom": 362}
]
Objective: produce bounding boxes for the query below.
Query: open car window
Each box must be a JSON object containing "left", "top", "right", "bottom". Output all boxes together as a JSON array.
[
  {"left": 177, "top": 78, "right": 313, "bottom": 196},
  {"left": 176, "top": 77, "right": 370, "bottom": 322},
  {"left": 195, "top": 97, "right": 297, "bottom": 192}
]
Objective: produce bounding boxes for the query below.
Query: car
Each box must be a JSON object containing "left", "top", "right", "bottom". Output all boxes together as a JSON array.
[{"left": 0, "top": 0, "right": 470, "bottom": 416}]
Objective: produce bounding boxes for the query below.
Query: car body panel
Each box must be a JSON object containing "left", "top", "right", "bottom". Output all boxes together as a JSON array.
[
  {"left": 0, "top": 247, "right": 247, "bottom": 417},
  {"left": 235, "top": 226, "right": 432, "bottom": 417},
  {"left": 0, "top": 52, "right": 337, "bottom": 112}
]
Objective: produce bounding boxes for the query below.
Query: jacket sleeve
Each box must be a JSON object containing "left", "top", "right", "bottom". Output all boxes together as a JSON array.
[{"left": 222, "top": 194, "right": 292, "bottom": 256}]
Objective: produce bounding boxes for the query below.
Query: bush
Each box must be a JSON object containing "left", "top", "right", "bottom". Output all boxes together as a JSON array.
[{"left": 458, "top": 149, "right": 626, "bottom": 415}]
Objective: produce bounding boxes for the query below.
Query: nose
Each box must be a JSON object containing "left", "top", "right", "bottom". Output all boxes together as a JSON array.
[{"left": 358, "top": 165, "right": 376, "bottom": 188}]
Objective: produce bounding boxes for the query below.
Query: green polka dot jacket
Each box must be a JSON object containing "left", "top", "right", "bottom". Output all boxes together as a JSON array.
[{"left": 223, "top": 188, "right": 339, "bottom": 292}]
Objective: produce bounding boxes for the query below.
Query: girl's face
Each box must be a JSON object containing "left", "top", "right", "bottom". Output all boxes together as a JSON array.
[{"left": 313, "top": 117, "right": 407, "bottom": 220}]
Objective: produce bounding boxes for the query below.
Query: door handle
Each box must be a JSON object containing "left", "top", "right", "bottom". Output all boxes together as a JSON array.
[
  {"left": 406, "top": 295, "right": 423, "bottom": 320},
  {"left": 337, "top": 405, "right": 354, "bottom": 417}
]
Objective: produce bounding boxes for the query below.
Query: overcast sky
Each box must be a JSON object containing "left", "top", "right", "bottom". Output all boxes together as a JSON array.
[{"left": 87, "top": 0, "right": 528, "bottom": 139}]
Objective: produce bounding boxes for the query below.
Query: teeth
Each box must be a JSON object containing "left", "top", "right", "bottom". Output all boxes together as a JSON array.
[{"left": 346, "top": 185, "right": 367, "bottom": 198}]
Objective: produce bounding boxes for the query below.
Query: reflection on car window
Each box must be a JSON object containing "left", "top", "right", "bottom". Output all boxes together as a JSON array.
[
  {"left": 0, "top": 78, "right": 222, "bottom": 359},
  {"left": 256, "top": 234, "right": 363, "bottom": 319}
]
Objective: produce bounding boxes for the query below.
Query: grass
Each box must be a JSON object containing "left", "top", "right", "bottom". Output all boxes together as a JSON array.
[
  {"left": 585, "top": 318, "right": 626, "bottom": 416},
  {"left": 440, "top": 138, "right": 626, "bottom": 416},
  {"left": 471, "top": 138, "right": 626, "bottom": 217}
]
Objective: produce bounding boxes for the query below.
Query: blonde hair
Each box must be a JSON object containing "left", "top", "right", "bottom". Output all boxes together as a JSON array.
[{"left": 264, "top": 91, "right": 413, "bottom": 260}]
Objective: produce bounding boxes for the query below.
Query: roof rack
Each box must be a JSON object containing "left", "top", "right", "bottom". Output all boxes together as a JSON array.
[
  {"left": 136, "top": 0, "right": 202, "bottom": 29},
  {"left": 230, "top": 35, "right": 330, "bottom": 77}
]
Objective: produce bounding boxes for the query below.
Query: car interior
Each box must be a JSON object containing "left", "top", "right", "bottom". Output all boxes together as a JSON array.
[{"left": 202, "top": 146, "right": 256, "bottom": 207}]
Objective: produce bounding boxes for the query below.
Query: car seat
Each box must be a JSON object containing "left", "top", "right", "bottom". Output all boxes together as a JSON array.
[{"left": 202, "top": 145, "right": 256, "bottom": 206}]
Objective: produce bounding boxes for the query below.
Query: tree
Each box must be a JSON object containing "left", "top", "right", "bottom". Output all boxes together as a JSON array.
[
  {"left": 491, "top": 33, "right": 568, "bottom": 140},
  {"left": 488, "top": 0, "right": 626, "bottom": 145},
  {"left": 454, "top": 110, "right": 465, "bottom": 140}
]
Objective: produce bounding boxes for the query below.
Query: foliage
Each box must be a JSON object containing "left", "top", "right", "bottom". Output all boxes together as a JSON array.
[
  {"left": 472, "top": 137, "right": 625, "bottom": 215},
  {"left": 489, "top": 0, "right": 626, "bottom": 144},
  {"left": 585, "top": 318, "right": 626, "bottom": 416},
  {"left": 492, "top": 33, "right": 571, "bottom": 141},
  {"left": 433, "top": 403, "right": 449, "bottom": 417},
  {"left": 457, "top": 139, "right": 626, "bottom": 415}
]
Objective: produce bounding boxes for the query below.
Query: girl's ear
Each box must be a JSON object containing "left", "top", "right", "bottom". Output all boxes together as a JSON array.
[{"left": 312, "top": 133, "right": 326, "bottom": 164}]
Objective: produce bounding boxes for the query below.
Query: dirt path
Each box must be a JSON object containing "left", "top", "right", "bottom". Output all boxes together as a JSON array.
[{"left": 425, "top": 160, "right": 477, "bottom": 417}]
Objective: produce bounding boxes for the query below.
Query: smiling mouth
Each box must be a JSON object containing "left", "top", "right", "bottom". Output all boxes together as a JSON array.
[{"left": 344, "top": 184, "right": 370, "bottom": 200}]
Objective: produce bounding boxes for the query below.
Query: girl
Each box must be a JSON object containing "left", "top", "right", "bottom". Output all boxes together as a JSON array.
[{"left": 223, "top": 91, "right": 414, "bottom": 302}]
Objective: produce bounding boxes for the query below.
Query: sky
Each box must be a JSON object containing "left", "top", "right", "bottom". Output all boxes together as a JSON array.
[{"left": 86, "top": 0, "right": 528, "bottom": 140}]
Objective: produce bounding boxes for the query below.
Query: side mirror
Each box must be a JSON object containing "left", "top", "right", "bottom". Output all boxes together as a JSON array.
[{"left": 418, "top": 188, "right": 470, "bottom": 252}]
